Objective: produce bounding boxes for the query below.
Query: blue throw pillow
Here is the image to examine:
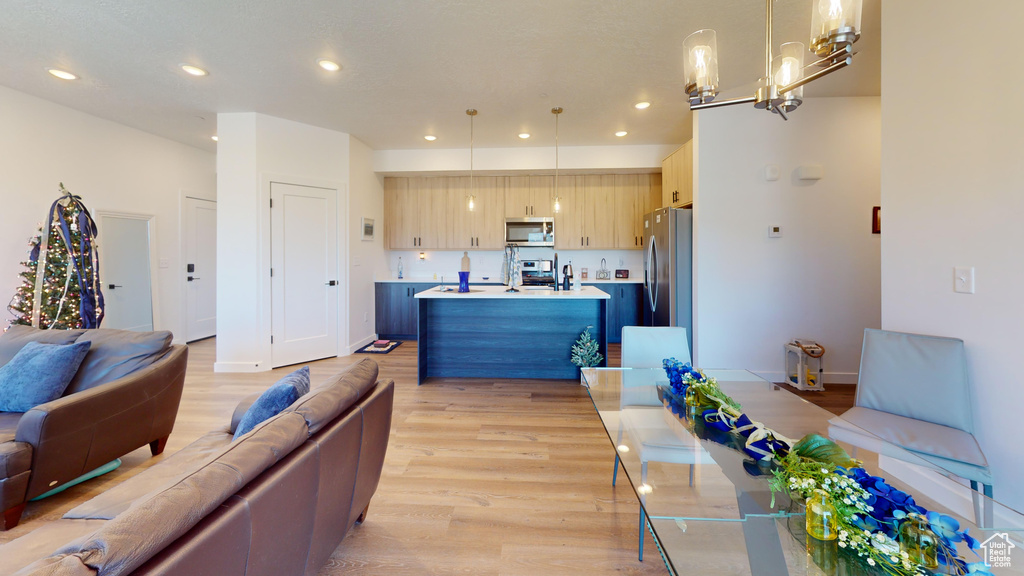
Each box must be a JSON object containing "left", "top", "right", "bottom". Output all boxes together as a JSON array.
[
  {"left": 232, "top": 366, "right": 310, "bottom": 440},
  {"left": 0, "top": 340, "right": 92, "bottom": 412}
]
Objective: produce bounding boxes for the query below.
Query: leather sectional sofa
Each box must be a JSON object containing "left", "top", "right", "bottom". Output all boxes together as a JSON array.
[
  {"left": 0, "top": 357, "right": 394, "bottom": 576},
  {"left": 1, "top": 327, "right": 188, "bottom": 530}
]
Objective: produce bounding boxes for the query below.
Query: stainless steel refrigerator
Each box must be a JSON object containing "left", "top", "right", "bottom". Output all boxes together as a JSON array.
[{"left": 642, "top": 207, "right": 693, "bottom": 356}]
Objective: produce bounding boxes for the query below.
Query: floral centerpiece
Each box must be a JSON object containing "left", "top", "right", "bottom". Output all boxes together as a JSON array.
[{"left": 660, "top": 359, "right": 992, "bottom": 576}]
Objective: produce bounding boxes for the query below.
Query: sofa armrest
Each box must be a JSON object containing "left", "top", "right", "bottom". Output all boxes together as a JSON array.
[{"left": 15, "top": 345, "right": 188, "bottom": 500}]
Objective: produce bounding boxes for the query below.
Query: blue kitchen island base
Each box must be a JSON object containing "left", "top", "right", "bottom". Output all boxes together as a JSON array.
[{"left": 416, "top": 287, "right": 608, "bottom": 384}]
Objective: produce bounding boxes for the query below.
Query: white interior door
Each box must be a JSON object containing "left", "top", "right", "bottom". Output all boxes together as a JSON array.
[
  {"left": 184, "top": 197, "right": 217, "bottom": 342},
  {"left": 99, "top": 215, "right": 155, "bottom": 332},
  {"left": 271, "top": 182, "right": 338, "bottom": 367}
]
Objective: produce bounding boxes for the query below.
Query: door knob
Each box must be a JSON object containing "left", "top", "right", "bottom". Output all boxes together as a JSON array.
[
  {"left": 187, "top": 277, "right": 200, "bottom": 282},
  {"left": 108, "top": 284, "right": 123, "bottom": 289}
]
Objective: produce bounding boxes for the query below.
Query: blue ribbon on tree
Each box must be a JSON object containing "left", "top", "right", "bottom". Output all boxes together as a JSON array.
[{"left": 43, "top": 185, "right": 104, "bottom": 328}]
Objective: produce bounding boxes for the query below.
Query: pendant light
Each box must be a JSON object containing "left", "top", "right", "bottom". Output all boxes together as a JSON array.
[
  {"left": 551, "top": 107, "right": 563, "bottom": 213},
  {"left": 467, "top": 109, "right": 477, "bottom": 211},
  {"left": 682, "top": 0, "right": 862, "bottom": 120}
]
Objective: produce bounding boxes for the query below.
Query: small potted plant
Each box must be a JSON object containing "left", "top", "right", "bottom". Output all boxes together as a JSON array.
[{"left": 571, "top": 326, "right": 603, "bottom": 379}]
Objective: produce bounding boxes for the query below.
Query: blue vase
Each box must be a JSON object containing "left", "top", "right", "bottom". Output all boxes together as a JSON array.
[{"left": 458, "top": 271, "right": 470, "bottom": 292}]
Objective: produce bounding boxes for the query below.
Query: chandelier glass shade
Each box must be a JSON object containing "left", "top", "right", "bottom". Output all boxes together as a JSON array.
[
  {"left": 467, "top": 109, "right": 477, "bottom": 211},
  {"left": 551, "top": 107, "right": 562, "bottom": 214},
  {"left": 683, "top": 0, "right": 862, "bottom": 120}
]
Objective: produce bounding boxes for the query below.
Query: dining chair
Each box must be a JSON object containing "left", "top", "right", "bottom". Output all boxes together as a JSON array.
[
  {"left": 827, "top": 329, "right": 993, "bottom": 523},
  {"left": 617, "top": 326, "right": 711, "bottom": 560}
]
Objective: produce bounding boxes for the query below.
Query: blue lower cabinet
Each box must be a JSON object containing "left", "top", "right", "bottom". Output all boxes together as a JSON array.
[
  {"left": 375, "top": 283, "right": 434, "bottom": 340},
  {"left": 584, "top": 283, "right": 642, "bottom": 344}
]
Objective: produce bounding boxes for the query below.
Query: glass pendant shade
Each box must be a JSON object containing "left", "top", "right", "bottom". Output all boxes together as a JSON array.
[
  {"left": 810, "top": 0, "right": 862, "bottom": 54},
  {"left": 773, "top": 42, "right": 805, "bottom": 98},
  {"left": 682, "top": 29, "right": 719, "bottom": 103}
]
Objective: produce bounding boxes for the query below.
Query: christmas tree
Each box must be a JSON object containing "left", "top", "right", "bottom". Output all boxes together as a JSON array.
[{"left": 7, "top": 184, "right": 104, "bottom": 330}]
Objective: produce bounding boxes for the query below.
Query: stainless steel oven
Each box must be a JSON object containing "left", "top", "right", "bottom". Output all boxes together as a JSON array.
[
  {"left": 521, "top": 259, "right": 555, "bottom": 286},
  {"left": 505, "top": 217, "right": 554, "bottom": 247}
]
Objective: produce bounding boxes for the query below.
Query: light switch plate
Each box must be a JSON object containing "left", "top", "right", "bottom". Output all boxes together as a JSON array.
[
  {"left": 158, "top": 258, "right": 169, "bottom": 269},
  {"left": 954, "top": 267, "right": 975, "bottom": 294},
  {"left": 768, "top": 225, "right": 783, "bottom": 238},
  {"left": 764, "top": 165, "right": 780, "bottom": 181}
]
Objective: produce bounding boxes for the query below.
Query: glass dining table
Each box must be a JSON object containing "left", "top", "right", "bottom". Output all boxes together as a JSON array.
[{"left": 581, "top": 367, "right": 1024, "bottom": 576}]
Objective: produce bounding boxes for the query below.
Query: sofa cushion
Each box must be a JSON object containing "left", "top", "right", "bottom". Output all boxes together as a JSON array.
[
  {"left": 0, "top": 411, "right": 21, "bottom": 439},
  {"left": 0, "top": 325, "right": 85, "bottom": 368},
  {"left": 233, "top": 367, "right": 310, "bottom": 440},
  {"left": 0, "top": 439, "right": 32, "bottom": 479},
  {"left": 0, "top": 518, "right": 105, "bottom": 575},
  {"left": 52, "top": 411, "right": 310, "bottom": 576},
  {"left": 64, "top": 329, "right": 172, "bottom": 395},
  {"left": 287, "top": 359, "right": 378, "bottom": 435},
  {"left": 64, "top": 429, "right": 234, "bottom": 521},
  {"left": 0, "top": 341, "right": 92, "bottom": 412}
]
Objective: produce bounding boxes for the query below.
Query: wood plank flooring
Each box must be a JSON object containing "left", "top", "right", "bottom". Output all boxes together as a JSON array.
[{"left": 2, "top": 339, "right": 855, "bottom": 575}]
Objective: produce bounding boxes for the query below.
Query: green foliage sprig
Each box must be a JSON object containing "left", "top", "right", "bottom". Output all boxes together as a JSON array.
[{"left": 570, "top": 326, "right": 603, "bottom": 368}]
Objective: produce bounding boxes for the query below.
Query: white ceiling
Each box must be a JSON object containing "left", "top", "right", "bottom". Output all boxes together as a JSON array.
[{"left": 0, "top": 0, "right": 880, "bottom": 154}]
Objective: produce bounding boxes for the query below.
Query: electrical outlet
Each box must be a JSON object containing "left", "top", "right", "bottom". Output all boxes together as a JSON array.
[
  {"left": 954, "top": 267, "right": 975, "bottom": 294},
  {"left": 768, "top": 225, "right": 783, "bottom": 238}
]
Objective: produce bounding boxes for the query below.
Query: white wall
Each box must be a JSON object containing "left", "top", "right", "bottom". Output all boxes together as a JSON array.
[
  {"left": 0, "top": 85, "right": 215, "bottom": 341},
  {"left": 216, "top": 113, "right": 351, "bottom": 371},
  {"left": 374, "top": 144, "right": 675, "bottom": 174},
  {"left": 881, "top": 2, "right": 1024, "bottom": 512},
  {"left": 692, "top": 97, "right": 881, "bottom": 383},
  {"left": 348, "top": 137, "right": 387, "bottom": 351}
]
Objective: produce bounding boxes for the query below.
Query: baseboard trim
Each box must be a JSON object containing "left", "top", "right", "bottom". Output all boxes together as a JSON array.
[
  {"left": 214, "top": 361, "right": 267, "bottom": 373},
  {"left": 348, "top": 334, "right": 376, "bottom": 355}
]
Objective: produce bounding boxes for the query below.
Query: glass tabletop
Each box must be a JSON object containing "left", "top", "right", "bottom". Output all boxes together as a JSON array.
[{"left": 581, "top": 367, "right": 1024, "bottom": 576}]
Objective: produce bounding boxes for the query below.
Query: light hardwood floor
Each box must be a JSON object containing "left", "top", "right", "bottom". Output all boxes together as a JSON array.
[
  {"left": 3, "top": 338, "right": 853, "bottom": 573},
  {"left": 2, "top": 339, "right": 668, "bottom": 575}
]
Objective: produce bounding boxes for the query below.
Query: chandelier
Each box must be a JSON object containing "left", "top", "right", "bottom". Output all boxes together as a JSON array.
[
  {"left": 551, "top": 107, "right": 563, "bottom": 213},
  {"left": 683, "top": 0, "right": 863, "bottom": 120}
]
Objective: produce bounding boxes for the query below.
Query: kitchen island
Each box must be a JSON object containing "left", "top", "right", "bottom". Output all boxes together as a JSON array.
[{"left": 415, "top": 285, "right": 609, "bottom": 384}]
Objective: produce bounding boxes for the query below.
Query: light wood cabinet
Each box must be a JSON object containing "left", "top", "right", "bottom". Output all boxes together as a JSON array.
[
  {"left": 447, "top": 176, "right": 505, "bottom": 250},
  {"left": 388, "top": 172, "right": 659, "bottom": 251},
  {"left": 505, "top": 176, "right": 553, "bottom": 217},
  {"left": 662, "top": 140, "right": 693, "bottom": 208},
  {"left": 384, "top": 176, "right": 447, "bottom": 249}
]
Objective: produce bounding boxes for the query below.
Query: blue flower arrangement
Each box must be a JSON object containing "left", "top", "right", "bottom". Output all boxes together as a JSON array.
[{"left": 661, "top": 357, "right": 994, "bottom": 576}]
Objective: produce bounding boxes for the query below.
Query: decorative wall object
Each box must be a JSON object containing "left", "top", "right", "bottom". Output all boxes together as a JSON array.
[{"left": 361, "top": 217, "right": 375, "bottom": 241}]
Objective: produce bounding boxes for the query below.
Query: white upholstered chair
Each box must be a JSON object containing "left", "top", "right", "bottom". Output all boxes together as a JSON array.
[
  {"left": 617, "top": 326, "right": 712, "bottom": 559},
  {"left": 828, "top": 329, "right": 993, "bottom": 522}
]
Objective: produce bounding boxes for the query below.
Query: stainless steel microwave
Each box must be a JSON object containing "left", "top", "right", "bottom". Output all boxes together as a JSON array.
[{"left": 505, "top": 217, "right": 554, "bottom": 247}]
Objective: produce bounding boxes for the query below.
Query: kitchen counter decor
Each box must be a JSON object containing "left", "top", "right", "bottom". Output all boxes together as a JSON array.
[{"left": 660, "top": 358, "right": 991, "bottom": 576}]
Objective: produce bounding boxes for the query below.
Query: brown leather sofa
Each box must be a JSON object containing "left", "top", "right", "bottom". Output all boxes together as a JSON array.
[
  {"left": 0, "top": 327, "right": 188, "bottom": 530},
  {"left": 0, "top": 358, "right": 394, "bottom": 576}
]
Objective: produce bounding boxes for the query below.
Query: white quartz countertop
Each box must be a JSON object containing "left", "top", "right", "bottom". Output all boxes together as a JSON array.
[
  {"left": 414, "top": 284, "right": 610, "bottom": 299},
  {"left": 377, "top": 277, "right": 641, "bottom": 284}
]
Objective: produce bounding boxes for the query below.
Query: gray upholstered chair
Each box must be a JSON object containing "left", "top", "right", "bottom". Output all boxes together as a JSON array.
[
  {"left": 618, "top": 326, "right": 710, "bottom": 560},
  {"left": 828, "top": 329, "right": 993, "bottom": 521}
]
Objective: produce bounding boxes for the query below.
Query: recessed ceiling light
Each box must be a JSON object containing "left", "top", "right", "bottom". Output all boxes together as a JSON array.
[
  {"left": 518, "top": 133, "right": 531, "bottom": 139},
  {"left": 181, "top": 64, "right": 208, "bottom": 77},
  {"left": 635, "top": 101, "right": 651, "bottom": 110},
  {"left": 47, "top": 68, "right": 77, "bottom": 81},
  {"left": 424, "top": 135, "right": 437, "bottom": 141},
  {"left": 615, "top": 131, "right": 628, "bottom": 137},
  {"left": 317, "top": 59, "right": 341, "bottom": 72},
  {"left": 211, "top": 135, "right": 219, "bottom": 142}
]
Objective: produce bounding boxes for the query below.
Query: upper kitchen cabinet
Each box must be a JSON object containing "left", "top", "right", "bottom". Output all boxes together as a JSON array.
[
  {"left": 384, "top": 176, "right": 447, "bottom": 249},
  {"left": 505, "top": 176, "right": 554, "bottom": 218},
  {"left": 662, "top": 140, "right": 693, "bottom": 208},
  {"left": 553, "top": 175, "right": 581, "bottom": 250},
  {"left": 613, "top": 175, "right": 639, "bottom": 249},
  {"left": 581, "top": 175, "right": 616, "bottom": 249},
  {"left": 447, "top": 175, "right": 505, "bottom": 250}
]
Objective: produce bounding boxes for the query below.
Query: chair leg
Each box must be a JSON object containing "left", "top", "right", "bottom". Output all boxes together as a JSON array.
[
  {"left": 355, "top": 503, "right": 370, "bottom": 525},
  {"left": 612, "top": 454, "right": 619, "bottom": 486},
  {"left": 149, "top": 435, "right": 169, "bottom": 456},
  {"left": 2, "top": 503, "right": 26, "bottom": 531}
]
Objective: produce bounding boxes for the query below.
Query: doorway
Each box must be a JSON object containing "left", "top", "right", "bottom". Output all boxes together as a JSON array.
[
  {"left": 270, "top": 181, "right": 339, "bottom": 367},
  {"left": 97, "top": 213, "right": 158, "bottom": 332},
  {"left": 183, "top": 197, "right": 217, "bottom": 342}
]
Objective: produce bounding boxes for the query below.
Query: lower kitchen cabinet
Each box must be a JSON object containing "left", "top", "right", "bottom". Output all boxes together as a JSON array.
[
  {"left": 584, "top": 283, "right": 642, "bottom": 343},
  {"left": 375, "top": 283, "right": 435, "bottom": 340}
]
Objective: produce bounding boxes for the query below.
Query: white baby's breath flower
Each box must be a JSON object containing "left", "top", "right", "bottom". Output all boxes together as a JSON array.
[
  {"left": 866, "top": 558, "right": 876, "bottom": 566},
  {"left": 838, "top": 541, "right": 847, "bottom": 548}
]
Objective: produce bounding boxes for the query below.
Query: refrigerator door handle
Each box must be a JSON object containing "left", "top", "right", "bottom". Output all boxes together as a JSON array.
[{"left": 646, "top": 236, "right": 657, "bottom": 313}]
